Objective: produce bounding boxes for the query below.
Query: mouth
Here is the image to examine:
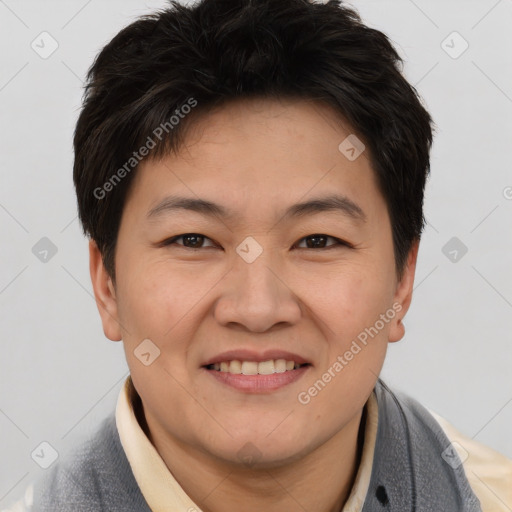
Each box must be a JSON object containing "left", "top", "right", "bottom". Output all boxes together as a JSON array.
[
  {"left": 201, "top": 351, "right": 312, "bottom": 393},
  {"left": 204, "top": 359, "right": 311, "bottom": 375}
]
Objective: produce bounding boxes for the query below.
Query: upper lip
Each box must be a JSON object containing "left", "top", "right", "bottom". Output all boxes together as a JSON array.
[{"left": 202, "top": 349, "right": 311, "bottom": 367}]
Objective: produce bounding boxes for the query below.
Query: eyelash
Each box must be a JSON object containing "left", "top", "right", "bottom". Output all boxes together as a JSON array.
[{"left": 160, "top": 233, "right": 352, "bottom": 251}]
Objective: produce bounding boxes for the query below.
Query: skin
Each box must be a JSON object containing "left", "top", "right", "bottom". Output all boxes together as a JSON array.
[{"left": 90, "top": 97, "right": 418, "bottom": 512}]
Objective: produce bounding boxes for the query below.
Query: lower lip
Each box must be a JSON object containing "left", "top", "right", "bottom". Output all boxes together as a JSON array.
[{"left": 203, "top": 366, "right": 310, "bottom": 393}]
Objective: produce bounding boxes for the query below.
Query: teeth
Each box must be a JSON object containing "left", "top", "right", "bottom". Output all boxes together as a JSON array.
[
  {"left": 229, "top": 360, "right": 242, "bottom": 374},
  {"left": 209, "top": 359, "right": 306, "bottom": 375},
  {"left": 241, "top": 361, "right": 258, "bottom": 375},
  {"left": 257, "top": 360, "right": 275, "bottom": 375},
  {"left": 275, "top": 359, "right": 287, "bottom": 373}
]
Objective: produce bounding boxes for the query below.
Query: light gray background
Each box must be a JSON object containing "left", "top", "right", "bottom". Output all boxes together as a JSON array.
[{"left": 1, "top": 0, "right": 511, "bottom": 507}]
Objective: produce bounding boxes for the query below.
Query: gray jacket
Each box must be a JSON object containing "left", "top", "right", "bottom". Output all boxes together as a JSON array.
[{"left": 31, "top": 379, "right": 482, "bottom": 511}]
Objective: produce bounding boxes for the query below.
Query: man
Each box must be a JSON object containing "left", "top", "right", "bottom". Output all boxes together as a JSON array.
[{"left": 10, "top": 0, "right": 512, "bottom": 510}]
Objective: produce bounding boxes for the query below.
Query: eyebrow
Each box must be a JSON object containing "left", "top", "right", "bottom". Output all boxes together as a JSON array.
[{"left": 146, "top": 194, "right": 366, "bottom": 224}]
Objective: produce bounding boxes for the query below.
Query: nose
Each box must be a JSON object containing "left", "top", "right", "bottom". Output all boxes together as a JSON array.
[{"left": 213, "top": 252, "right": 302, "bottom": 333}]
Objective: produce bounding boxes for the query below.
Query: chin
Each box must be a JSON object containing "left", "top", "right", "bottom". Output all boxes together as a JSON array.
[{"left": 209, "top": 431, "right": 312, "bottom": 469}]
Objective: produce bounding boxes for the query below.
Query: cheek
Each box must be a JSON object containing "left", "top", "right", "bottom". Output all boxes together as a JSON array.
[
  {"left": 116, "top": 261, "right": 205, "bottom": 423},
  {"left": 306, "top": 268, "right": 395, "bottom": 399},
  {"left": 302, "top": 265, "right": 393, "bottom": 339},
  {"left": 297, "top": 271, "right": 391, "bottom": 424},
  {"left": 116, "top": 256, "right": 212, "bottom": 341}
]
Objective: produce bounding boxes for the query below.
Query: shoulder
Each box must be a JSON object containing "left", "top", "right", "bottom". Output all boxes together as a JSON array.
[
  {"left": 28, "top": 413, "right": 149, "bottom": 512},
  {"left": 373, "top": 380, "right": 512, "bottom": 511},
  {"left": 31, "top": 414, "right": 116, "bottom": 510},
  {"left": 368, "top": 380, "right": 480, "bottom": 510},
  {"left": 429, "top": 409, "right": 512, "bottom": 512}
]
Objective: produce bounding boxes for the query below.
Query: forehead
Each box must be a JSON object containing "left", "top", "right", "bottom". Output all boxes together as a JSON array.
[
  {"left": 125, "top": 97, "right": 383, "bottom": 225},
  {"left": 173, "top": 97, "right": 360, "bottom": 162}
]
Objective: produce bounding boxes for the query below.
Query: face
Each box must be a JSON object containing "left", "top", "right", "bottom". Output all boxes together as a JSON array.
[{"left": 90, "top": 97, "right": 417, "bottom": 468}]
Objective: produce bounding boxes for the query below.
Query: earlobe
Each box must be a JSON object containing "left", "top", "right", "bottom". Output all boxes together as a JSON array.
[
  {"left": 388, "top": 240, "right": 419, "bottom": 343},
  {"left": 89, "top": 239, "right": 122, "bottom": 342}
]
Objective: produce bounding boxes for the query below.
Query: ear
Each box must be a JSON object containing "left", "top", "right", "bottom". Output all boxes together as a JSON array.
[
  {"left": 388, "top": 239, "right": 419, "bottom": 343},
  {"left": 89, "top": 239, "right": 122, "bottom": 341}
]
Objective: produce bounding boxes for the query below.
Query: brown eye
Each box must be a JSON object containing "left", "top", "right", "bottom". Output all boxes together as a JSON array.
[
  {"left": 162, "top": 233, "right": 216, "bottom": 249},
  {"left": 296, "top": 234, "right": 348, "bottom": 249}
]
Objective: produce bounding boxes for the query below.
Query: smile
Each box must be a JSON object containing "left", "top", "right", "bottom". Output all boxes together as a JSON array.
[
  {"left": 205, "top": 359, "right": 310, "bottom": 375},
  {"left": 203, "top": 360, "right": 311, "bottom": 393}
]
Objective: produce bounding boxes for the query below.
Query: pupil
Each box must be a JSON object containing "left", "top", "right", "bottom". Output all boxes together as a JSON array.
[
  {"left": 307, "top": 235, "right": 326, "bottom": 248},
  {"left": 185, "top": 234, "right": 202, "bottom": 248}
]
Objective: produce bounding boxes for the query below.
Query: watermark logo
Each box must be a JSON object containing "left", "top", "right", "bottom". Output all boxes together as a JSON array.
[
  {"left": 31, "top": 32, "right": 59, "bottom": 59},
  {"left": 31, "top": 441, "right": 59, "bottom": 469},
  {"left": 236, "top": 236, "right": 263, "bottom": 263},
  {"left": 441, "top": 31, "right": 469, "bottom": 60},
  {"left": 134, "top": 338, "right": 161, "bottom": 366},
  {"left": 237, "top": 442, "right": 263, "bottom": 468},
  {"left": 442, "top": 236, "right": 468, "bottom": 263},
  {"left": 441, "top": 441, "right": 469, "bottom": 469},
  {"left": 32, "top": 237, "right": 58, "bottom": 263},
  {"left": 338, "top": 134, "right": 365, "bottom": 161}
]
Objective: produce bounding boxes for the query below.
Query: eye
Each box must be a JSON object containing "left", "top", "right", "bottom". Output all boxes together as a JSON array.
[
  {"left": 161, "top": 233, "right": 217, "bottom": 249},
  {"left": 159, "top": 233, "right": 351, "bottom": 250},
  {"left": 295, "top": 234, "right": 351, "bottom": 250}
]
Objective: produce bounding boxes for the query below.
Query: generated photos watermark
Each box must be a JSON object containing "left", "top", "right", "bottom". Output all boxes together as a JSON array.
[
  {"left": 93, "top": 97, "right": 198, "bottom": 200},
  {"left": 297, "top": 302, "right": 402, "bottom": 405}
]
